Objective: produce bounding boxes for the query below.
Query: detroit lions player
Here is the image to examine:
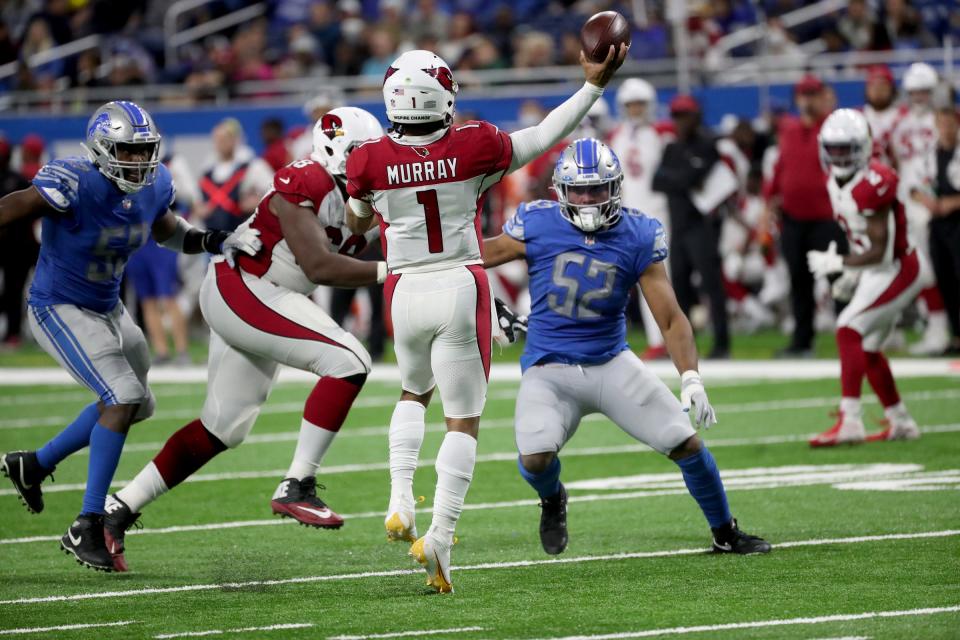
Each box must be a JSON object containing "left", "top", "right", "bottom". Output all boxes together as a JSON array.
[
  {"left": 0, "top": 101, "right": 260, "bottom": 571},
  {"left": 483, "top": 139, "right": 770, "bottom": 556}
]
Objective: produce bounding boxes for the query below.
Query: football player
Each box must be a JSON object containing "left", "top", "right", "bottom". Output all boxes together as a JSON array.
[
  {"left": 344, "top": 45, "right": 627, "bottom": 592},
  {"left": 0, "top": 101, "right": 261, "bottom": 571},
  {"left": 102, "top": 107, "right": 387, "bottom": 571},
  {"left": 807, "top": 109, "right": 929, "bottom": 446},
  {"left": 482, "top": 138, "right": 771, "bottom": 556}
]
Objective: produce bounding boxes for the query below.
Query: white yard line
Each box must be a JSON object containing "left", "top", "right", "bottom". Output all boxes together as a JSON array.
[
  {"left": 524, "top": 606, "right": 960, "bottom": 639},
  {"left": 0, "top": 530, "right": 957, "bottom": 607},
  {"left": 0, "top": 620, "right": 137, "bottom": 635},
  {"left": 5, "top": 422, "right": 958, "bottom": 499},
  {"left": 154, "top": 623, "right": 314, "bottom": 638},
  {"left": 328, "top": 627, "right": 485, "bottom": 640}
]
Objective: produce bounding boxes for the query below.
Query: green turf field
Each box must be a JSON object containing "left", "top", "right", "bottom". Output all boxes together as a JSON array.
[{"left": 0, "top": 369, "right": 958, "bottom": 639}]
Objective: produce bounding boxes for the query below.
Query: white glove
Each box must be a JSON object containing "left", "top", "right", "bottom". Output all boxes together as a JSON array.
[
  {"left": 222, "top": 227, "right": 262, "bottom": 268},
  {"left": 831, "top": 269, "right": 860, "bottom": 302},
  {"left": 806, "top": 241, "right": 844, "bottom": 279},
  {"left": 680, "top": 370, "right": 717, "bottom": 429}
]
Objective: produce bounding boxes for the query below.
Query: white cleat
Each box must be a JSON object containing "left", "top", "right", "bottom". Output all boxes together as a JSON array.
[
  {"left": 409, "top": 534, "right": 453, "bottom": 593},
  {"left": 385, "top": 510, "right": 417, "bottom": 543},
  {"left": 868, "top": 413, "right": 921, "bottom": 443},
  {"left": 809, "top": 412, "right": 866, "bottom": 447}
]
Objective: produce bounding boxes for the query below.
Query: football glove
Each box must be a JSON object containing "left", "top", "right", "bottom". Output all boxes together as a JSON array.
[
  {"left": 806, "top": 241, "right": 844, "bottom": 279},
  {"left": 494, "top": 297, "right": 527, "bottom": 345},
  {"left": 680, "top": 370, "right": 717, "bottom": 429},
  {"left": 222, "top": 227, "right": 262, "bottom": 268},
  {"left": 831, "top": 269, "right": 860, "bottom": 303}
]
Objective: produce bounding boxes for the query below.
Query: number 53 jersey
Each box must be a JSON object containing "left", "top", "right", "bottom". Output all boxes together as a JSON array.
[
  {"left": 504, "top": 200, "right": 667, "bottom": 372},
  {"left": 346, "top": 121, "right": 512, "bottom": 274},
  {"left": 30, "top": 157, "right": 175, "bottom": 313}
]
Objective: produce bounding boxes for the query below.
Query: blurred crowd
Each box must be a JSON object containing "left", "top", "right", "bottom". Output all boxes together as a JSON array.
[
  {"left": 2, "top": 0, "right": 957, "bottom": 97},
  {"left": 2, "top": 60, "right": 959, "bottom": 363}
]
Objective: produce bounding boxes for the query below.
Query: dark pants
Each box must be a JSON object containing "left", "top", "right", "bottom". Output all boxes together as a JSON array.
[
  {"left": 670, "top": 217, "right": 729, "bottom": 351},
  {"left": 330, "top": 242, "right": 385, "bottom": 360},
  {"left": 780, "top": 214, "right": 847, "bottom": 351},
  {"left": 0, "top": 225, "right": 39, "bottom": 341},
  {"left": 929, "top": 213, "right": 960, "bottom": 341}
]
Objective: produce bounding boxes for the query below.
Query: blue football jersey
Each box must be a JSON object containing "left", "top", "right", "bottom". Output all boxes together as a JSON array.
[
  {"left": 30, "top": 157, "right": 175, "bottom": 313},
  {"left": 504, "top": 200, "right": 667, "bottom": 371}
]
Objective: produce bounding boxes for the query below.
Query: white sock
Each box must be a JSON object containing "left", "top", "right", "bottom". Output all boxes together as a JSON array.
[
  {"left": 427, "top": 431, "right": 477, "bottom": 544},
  {"left": 840, "top": 397, "right": 862, "bottom": 419},
  {"left": 114, "top": 462, "right": 169, "bottom": 512},
  {"left": 388, "top": 401, "right": 426, "bottom": 513},
  {"left": 286, "top": 418, "right": 337, "bottom": 480},
  {"left": 884, "top": 402, "right": 909, "bottom": 421}
]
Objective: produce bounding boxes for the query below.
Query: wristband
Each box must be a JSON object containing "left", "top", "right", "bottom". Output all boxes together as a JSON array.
[
  {"left": 681, "top": 370, "right": 701, "bottom": 385},
  {"left": 349, "top": 197, "right": 374, "bottom": 219},
  {"left": 376, "top": 261, "right": 388, "bottom": 284}
]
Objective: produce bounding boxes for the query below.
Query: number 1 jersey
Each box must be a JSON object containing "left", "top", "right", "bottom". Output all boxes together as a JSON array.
[
  {"left": 345, "top": 121, "right": 512, "bottom": 274},
  {"left": 504, "top": 200, "right": 667, "bottom": 371}
]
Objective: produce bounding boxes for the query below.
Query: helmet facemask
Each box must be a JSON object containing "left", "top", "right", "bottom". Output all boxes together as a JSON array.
[
  {"left": 83, "top": 101, "right": 162, "bottom": 194},
  {"left": 555, "top": 177, "right": 623, "bottom": 233}
]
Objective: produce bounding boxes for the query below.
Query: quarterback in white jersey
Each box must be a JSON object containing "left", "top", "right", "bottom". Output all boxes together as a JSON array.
[
  {"left": 807, "top": 109, "right": 929, "bottom": 448},
  {"left": 345, "top": 45, "right": 626, "bottom": 593},
  {"left": 103, "top": 108, "right": 387, "bottom": 571}
]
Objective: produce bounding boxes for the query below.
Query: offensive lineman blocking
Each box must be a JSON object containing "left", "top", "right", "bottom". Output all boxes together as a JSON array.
[
  {"left": 483, "top": 138, "right": 771, "bottom": 556},
  {"left": 345, "top": 45, "right": 627, "bottom": 592}
]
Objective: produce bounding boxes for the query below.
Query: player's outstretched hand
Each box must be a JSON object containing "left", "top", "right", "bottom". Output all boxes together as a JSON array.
[
  {"left": 223, "top": 227, "right": 262, "bottom": 268},
  {"left": 581, "top": 43, "right": 628, "bottom": 89},
  {"left": 680, "top": 371, "right": 717, "bottom": 429},
  {"left": 806, "top": 241, "right": 843, "bottom": 279},
  {"left": 494, "top": 297, "right": 527, "bottom": 345}
]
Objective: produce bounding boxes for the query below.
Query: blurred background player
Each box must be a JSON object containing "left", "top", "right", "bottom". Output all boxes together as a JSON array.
[
  {"left": 345, "top": 44, "right": 626, "bottom": 593},
  {"left": 609, "top": 77, "right": 670, "bottom": 359},
  {"left": 862, "top": 65, "right": 899, "bottom": 164},
  {"left": 104, "top": 108, "right": 385, "bottom": 572},
  {"left": 0, "top": 134, "right": 35, "bottom": 349},
  {"left": 482, "top": 138, "right": 770, "bottom": 556},
  {"left": 0, "top": 100, "right": 260, "bottom": 571},
  {"left": 889, "top": 62, "right": 948, "bottom": 356},
  {"left": 808, "top": 109, "right": 928, "bottom": 447}
]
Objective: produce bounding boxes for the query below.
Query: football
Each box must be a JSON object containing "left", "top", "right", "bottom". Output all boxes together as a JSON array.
[{"left": 580, "top": 11, "right": 632, "bottom": 63}]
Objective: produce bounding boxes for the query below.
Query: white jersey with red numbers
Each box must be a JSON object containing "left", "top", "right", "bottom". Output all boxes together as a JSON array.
[
  {"left": 236, "top": 158, "right": 372, "bottom": 295},
  {"left": 827, "top": 161, "right": 910, "bottom": 266},
  {"left": 346, "top": 120, "right": 513, "bottom": 274},
  {"left": 863, "top": 103, "right": 904, "bottom": 164},
  {"left": 608, "top": 122, "right": 667, "bottom": 222},
  {"left": 889, "top": 108, "right": 936, "bottom": 195}
]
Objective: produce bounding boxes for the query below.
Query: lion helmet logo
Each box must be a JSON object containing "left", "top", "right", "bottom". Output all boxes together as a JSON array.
[{"left": 320, "top": 113, "right": 344, "bottom": 140}]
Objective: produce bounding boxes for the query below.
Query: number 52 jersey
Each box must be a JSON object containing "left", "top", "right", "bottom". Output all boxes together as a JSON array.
[
  {"left": 504, "top": 200, "right": 668, "bottom": 372},
  {"left": 345, "top": 121, "right": 512, "bottom": 274}
]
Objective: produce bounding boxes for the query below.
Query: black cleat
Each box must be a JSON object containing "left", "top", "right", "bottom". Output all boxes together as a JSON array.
[
  {"left": 1, "top": 450, "right": 54, "bottom": 514},
  {"left": 711, "top": 519, "right": 772, "bottom": 555},
  {"left": 538, "top": 484, "right": 568, "bottom": 555},
  {"left": 104, "top": 495, "right": 142, "bottom": 572},
  {"left": 60, "top": 513, "right": 115, "bottom": 572},
  {"left": 271, "top": 477, "right": 344, "bottom": 529}
]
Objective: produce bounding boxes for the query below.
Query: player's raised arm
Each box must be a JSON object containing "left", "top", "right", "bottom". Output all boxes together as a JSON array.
[
  {"left": 507, "top": 43, "right": 627, "bottom": 174},
  {"left": 272, "top": 193, "right": 385, "bottom": 288},
  {"left": 0, "top": 185, "right": 61, "bottom": 228},
  {"left": 482, "top": 233, "right": 526, "bottom": 268}
]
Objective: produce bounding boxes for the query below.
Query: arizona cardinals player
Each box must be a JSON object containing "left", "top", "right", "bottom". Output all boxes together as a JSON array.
[
  {"left": 102, "top": 107, "right": 386, "bottom": 571},
  {"left": 807, "top": 109, "right": 930, "bottom": 447},
  {"left": 345, "top": 45, "right": 626, "bottom": 592},
  {"left": 889, "top": 62, "right": 949, "bottom": 355},
  {"left": 862, "top": 65, "right": 900, "bottom": 165}
]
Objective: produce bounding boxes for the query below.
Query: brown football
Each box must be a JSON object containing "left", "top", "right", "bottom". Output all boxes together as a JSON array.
[{"left": 580, "top": 11, "right": 631, "bottom": 63}]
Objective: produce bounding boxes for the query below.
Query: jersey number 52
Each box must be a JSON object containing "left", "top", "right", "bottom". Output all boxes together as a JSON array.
[{"left": 548, "top": 252, "right": 616, "bottom": 319}]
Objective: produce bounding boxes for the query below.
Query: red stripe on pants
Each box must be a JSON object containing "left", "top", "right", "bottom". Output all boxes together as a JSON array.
[
  {"left": 865, "top": 251, "right": 919, "bottom": 311},
  {"left": 467, "top": 265, "right": 492, "bottom": 380}
]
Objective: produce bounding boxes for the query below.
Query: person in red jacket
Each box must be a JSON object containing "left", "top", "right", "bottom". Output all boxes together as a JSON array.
[{"left": 763, "top": 74, "right": 847, "bottom": 357}]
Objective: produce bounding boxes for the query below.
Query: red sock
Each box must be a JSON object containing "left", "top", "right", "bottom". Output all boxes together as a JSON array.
[
  {"left": 304, "top": 374, "right": 366, "bottom": 431},
  {"left": 864, "top": 351, "right": 901, "bottom": 407},
  {"left": 152, "top": 419, "right": 227, "bottom": 489},
  {"left": 920, "top": 286, "right": 945, "bottom": 312},
  {"left": 836, "top": 327, "right": 865, "bottom": 399}
]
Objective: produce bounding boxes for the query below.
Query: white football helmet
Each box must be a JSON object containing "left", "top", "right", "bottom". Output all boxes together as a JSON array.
[
  {"left": 311, "top": 106, "right": 384, "bottom": 177},
  {"left": 902, "top": 62, "right": 938, "bottom": 92},
  {"left": 382, "top": 49, "right": 458, "bottom": 126},
  {"left": 616, "top": 78, "right": 656, "bottom": 108},
  {"left": 818, "top": 109, "right": 872, "bottom": 179}
]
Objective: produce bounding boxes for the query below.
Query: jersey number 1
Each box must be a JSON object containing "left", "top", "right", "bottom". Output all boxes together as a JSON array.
[{"left": 416, "top": 189, "right": 443, "bottom": 253}]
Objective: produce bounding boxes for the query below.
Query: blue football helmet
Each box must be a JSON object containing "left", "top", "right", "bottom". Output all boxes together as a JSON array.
[
  {"left": 83, "top": 100, "right": 161, "bottom": 193},
  {"left": 552, "top": 138, "right": 623, "bottom": 233}
]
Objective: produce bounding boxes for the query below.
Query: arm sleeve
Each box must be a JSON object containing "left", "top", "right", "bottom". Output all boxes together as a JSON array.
[
  {"left": 31, "top": 160, "right": 81, "bottom": 212},
  {"left": 636, "top": 218, "right": 668, "bottom": 275},
  {"left": 508, "top": 82, "right": 604, "bottom": 174},
  {"left": 502, "top": 203, "right": 531, "bottom": 242},
  {"left": 345, "top": 147, "right": 371, "bottom": 201}
]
